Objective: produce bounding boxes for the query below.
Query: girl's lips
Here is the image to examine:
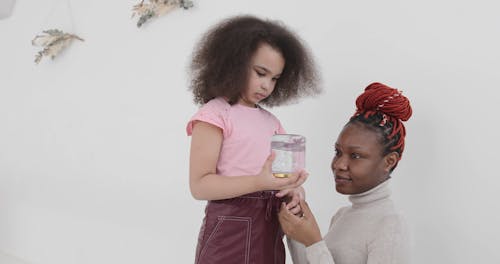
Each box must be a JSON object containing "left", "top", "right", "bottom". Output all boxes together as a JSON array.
[{"left": 255, "top": 93, "right": 266, "bottom": 100}]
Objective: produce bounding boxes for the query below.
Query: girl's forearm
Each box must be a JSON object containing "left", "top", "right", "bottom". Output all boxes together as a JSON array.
[{"left": 190, "top": 173, "right": 264, "bottom": 200}]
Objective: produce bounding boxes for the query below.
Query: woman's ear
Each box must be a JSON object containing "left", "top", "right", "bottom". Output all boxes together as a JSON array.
[{"left": 384, "top": 152, "right": 400, "bottom": 172}]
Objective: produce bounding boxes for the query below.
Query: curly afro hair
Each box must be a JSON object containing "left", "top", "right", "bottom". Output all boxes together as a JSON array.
[{"left": 189, "top": 15, "right": 321, "bottom": 107}]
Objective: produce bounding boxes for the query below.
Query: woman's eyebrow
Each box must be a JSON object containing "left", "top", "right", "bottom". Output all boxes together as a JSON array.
[{"left": 336, "top": 143, "right": 363, "bottom": 150}]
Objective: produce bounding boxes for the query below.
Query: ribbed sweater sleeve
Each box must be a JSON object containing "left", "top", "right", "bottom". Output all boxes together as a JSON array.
[
  {"left": 287, "top": 238, "right": 335, "bottom": 264},
  {"left": 306, "top": 240, "right": 335, "bottom": 264},
  {"left": 286, "top": 238, "right": 309, "bottom": 264}
]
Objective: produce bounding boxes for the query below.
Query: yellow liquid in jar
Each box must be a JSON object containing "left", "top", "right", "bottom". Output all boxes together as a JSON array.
[{"left": 273, "top": 173, "right": 292, "bottom": 178}]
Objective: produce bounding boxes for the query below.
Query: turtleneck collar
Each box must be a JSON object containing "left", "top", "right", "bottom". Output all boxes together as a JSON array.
[{"left": 348, "top": 179, "right": 391, "bottom": 207}]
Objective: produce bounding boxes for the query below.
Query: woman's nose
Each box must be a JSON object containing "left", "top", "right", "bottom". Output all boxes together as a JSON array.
[{"left": 332, "top": 156, "right": 347, "bottom": 171}]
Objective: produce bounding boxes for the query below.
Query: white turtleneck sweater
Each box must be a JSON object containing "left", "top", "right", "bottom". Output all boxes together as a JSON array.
[{"left": 287, "top": 180, "right": 410, "bottom": 264}]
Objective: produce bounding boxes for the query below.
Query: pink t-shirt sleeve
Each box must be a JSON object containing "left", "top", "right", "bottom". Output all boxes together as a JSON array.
[{"left": 186, "top": 99, "right": 231, "bottom": 137}]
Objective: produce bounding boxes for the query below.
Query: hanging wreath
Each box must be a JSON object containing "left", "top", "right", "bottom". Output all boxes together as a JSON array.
[
  {"left": 31, "top": 29, "right": 84, "bottom": 64},
  {"left": 132, "top": 0, "right": 194, "bottom": 27}
]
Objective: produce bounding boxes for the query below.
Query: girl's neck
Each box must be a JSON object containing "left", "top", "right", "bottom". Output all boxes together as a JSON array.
[{"left": 237, "top": 98, "right": 258, "bottom": 108}]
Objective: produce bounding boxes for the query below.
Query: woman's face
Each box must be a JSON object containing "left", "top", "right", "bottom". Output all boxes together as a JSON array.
[
  {"left": 331, "top": 122, "right": 397, "bottom": 195},
  {"left": 239, "top": 43, "right": 284, "bottom": 107}
]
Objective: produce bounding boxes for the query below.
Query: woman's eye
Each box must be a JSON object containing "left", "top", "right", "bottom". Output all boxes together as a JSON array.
[
  {"left": 334, "top": 149, "right": 341, "bottom": 157},
  {"left": 351, "top": 153, "right": 361, "bottom": 159}
]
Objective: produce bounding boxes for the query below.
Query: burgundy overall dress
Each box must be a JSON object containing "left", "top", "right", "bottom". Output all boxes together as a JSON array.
[{"left": 195, "top": 191, "right": 285, "bottom": 264}]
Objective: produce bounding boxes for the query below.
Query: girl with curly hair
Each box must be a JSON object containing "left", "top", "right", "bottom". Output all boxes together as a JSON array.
[{"left": 186, "top": 15, "right": 320, "bottom": 264}]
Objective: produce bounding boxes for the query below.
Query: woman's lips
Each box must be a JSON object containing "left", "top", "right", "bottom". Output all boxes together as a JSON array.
[{"left": 335, "top": 175, "right": 352, "bottom": 184}]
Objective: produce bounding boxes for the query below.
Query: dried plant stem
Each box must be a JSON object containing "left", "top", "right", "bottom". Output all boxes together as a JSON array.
[
  {"left": 32, "top": 29, "right": 84, "bottom": 64},
  {"left": 132, "top": 0, "right": 193, "bottom": 27}
]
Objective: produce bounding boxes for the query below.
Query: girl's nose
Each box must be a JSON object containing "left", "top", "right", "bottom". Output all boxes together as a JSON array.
[{"left": 261, "top": 78, "right": 271, "bottom": 90}]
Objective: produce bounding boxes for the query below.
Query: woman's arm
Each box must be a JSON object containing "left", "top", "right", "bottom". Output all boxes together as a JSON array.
[
  {"left": 189, "top": 121, "right": 307, "bottom": 200},
  {"left": 278, "top": 199, "right": 322, "bottom": 246},
  {"left": 279, "top": 200, "right": 335, "bottom": 263},
  {"left": 286, "top": 238, "right": 309, "bottom": 264}
]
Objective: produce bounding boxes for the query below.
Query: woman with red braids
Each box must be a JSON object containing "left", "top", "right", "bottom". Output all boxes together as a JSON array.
[{"left": 279, "top": 82, "right": 412, "bottom": 263}]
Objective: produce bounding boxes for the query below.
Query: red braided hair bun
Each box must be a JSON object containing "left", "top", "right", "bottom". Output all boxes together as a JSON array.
[
  {"left": 355, "top": 82, "right": 412, "bottom": 121},
  {"left": 351, "top": 82, "right": 412, "bottom": 160}
]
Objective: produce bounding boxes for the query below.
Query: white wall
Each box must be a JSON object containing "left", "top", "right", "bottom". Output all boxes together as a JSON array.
[{"left": 1, "top": 0, "right": 499, "bottom": 263}]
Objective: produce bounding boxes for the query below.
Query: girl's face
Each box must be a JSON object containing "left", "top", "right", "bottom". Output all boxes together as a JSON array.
[
  {"left": 331, "top": 122, "right": 398, "bottom": 195},
  {"left": 239, "top": 43, "right": 285, "bottom": 107}
]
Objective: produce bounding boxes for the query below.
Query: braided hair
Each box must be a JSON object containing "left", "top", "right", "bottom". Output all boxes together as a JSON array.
[{"left": 349, "top": 82, "right": 412, "bottom": 165}]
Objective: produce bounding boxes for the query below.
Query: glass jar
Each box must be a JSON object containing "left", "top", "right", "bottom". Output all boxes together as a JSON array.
[{"left": 271, "top": 134, "right": 306, "bottom": 178}]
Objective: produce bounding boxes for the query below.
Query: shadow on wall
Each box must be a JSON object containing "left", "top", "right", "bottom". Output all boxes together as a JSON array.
[
  {"left": 0, "top": 251, "right": 30, "bottom": 264},
  {"left": 0, "top": 0, "right": 16, "bottom": 19}
]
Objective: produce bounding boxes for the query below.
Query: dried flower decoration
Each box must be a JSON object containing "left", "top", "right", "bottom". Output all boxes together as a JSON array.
[
  {"left": 31, "top": 29, "right": 83, "bottom": 64},
  {"left": 132, "top": 0, "right": 194, "bottom": 27}
]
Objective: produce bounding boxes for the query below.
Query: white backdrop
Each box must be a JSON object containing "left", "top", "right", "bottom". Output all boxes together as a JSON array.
[{"left": 1, "top": 0, "right": 499, "bottom": 263}]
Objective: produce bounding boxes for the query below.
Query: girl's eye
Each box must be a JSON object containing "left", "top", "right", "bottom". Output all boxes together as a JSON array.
[
  {"left": 256, "top": 71, "right": 265, "bottom": 77},
  {"left": 351, "top": 153, "right": 361, "bottom": 159}
]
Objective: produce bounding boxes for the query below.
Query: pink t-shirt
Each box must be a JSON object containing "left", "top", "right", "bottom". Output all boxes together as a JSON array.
[{"left": 187, "top": 97, "right": 286, "bottom": 176}]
